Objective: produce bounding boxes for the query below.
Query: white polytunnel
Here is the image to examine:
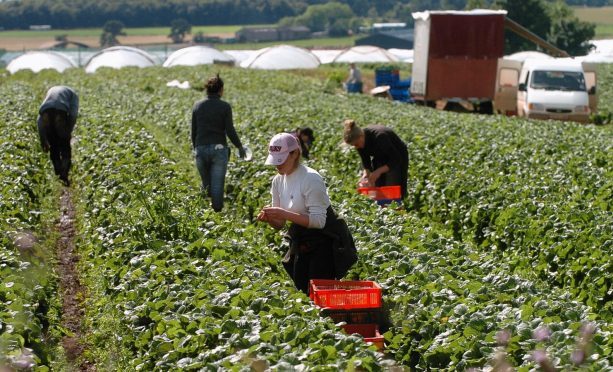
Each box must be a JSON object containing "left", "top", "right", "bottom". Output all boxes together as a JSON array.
[
  {"left": 312, "top": 49, "right": 343, "bottom": 64},
  {"left": 223, "top": 50, "right": 257, "bottom": 65},
  {"left": 332, "top": 45, "right": 400, "bottom": 63},
  {"left": 506, "top": 51, "right": 553, "bottom": 62},
  {"left": 7, "top": 51, "right": 77, "bottom": 74},
  {"left": 240, "top": 45, "right": 320, "bottom": 70},
  {"left": 85, "top": 46, "right": 158, "bottom": 73},
  {"left": 163, "top": 46, "right": 235, "bottom": 67},
  {"left": 388, "top": 48, "right": 414, "bottom": 63}
]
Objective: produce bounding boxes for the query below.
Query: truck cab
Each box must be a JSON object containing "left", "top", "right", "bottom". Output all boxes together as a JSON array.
[{"left": 495, "top": 58, "right": 598, "bottom": 123}]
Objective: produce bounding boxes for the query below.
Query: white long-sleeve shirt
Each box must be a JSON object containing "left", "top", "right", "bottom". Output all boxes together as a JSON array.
[{"left": 271, "top": 164, "right": 331, "bottom": 229}]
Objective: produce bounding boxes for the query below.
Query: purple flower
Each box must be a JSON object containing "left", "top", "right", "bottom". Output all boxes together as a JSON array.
[
  {"left": 571, "top": 350, "right": 585, "bottom": 365},
  {"left": 496, "top": 330, "right": 511, "bottom": 346},
  {"left": 533, "top": 326, "right": 551, "bottom": 342}
]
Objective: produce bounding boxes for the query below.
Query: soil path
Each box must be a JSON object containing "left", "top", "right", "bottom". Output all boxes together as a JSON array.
[{"left": 57, "top": 187, "right": 95, "bottom": 371}]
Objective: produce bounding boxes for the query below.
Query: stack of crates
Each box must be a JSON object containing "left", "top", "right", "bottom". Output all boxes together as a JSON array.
[
  {"left": 375, "top": 68, "right": 413, "bottom": 103},
  {"left": 309, "top": 279, "right": 384, "bottom": 351}
]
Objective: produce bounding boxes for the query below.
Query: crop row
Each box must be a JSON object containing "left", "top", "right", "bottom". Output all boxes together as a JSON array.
[
  {"left": 0, "top": 82, "right": 61, "bottom": 369},
  {"left": 67, "top": 79, "right": 385, "bottom": 370}
]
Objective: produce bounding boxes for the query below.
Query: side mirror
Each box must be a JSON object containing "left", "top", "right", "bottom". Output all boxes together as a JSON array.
[
  {"left": 588, "top": 86, "right": 596, "bottom": 95},
  {"left": 518, "top": 83, "right": 526, "bottom": 92}
]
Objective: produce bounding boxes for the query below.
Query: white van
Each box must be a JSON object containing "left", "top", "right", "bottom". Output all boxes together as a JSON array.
[{"left": 494, "top": 58, "right": 598, "bottom": 123}]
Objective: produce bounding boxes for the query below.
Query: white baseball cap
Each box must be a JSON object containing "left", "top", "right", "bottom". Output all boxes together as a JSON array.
[{"left": 265, "top": 133, "right": 301, "bottom": 165}]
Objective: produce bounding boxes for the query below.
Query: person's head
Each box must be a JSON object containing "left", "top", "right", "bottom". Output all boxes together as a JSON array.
[
  {"left": 205, "top": 74, "right": 224, "bottom": 96},
  {"left": 265, "top": 133, "right": 301, "bottom": 174},
  {"left": 350, "top": 63, "right": 356, "bottom": 69},
  {"left": 343, "top": 119, "right": 365, "bottom": 149},
  {"left": 296, "top": 127, "right": 315, "bottom": 147}
]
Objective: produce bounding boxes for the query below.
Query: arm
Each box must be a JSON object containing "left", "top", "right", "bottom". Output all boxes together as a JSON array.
[
  {"left": 258, "top": 173, "right": 329, "bottom": 229},
  {"left": 37, "top": 115, "right": 49, "bottom": 152},
  {"left": 69, "top": 91, "right": 79, "bottom": 124},
  {"left": 368, "top": 164, "right": 390, "bottom": 185},
  {"left": 224, "top": 105, "right": 243, "bottom": 150},
  {"left": 191, "top": 106, "right": 197, "bottom": 150},
  {"left": 258, "top": 177, "right": 287, "bottom": 229},
  {"left": 373, "top": 131, "right": 403, "bottom": 171}
]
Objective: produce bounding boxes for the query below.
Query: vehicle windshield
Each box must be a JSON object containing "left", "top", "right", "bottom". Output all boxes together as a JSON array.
[{"left": 530, "top": 70, "right": 586, "bottom": 92}]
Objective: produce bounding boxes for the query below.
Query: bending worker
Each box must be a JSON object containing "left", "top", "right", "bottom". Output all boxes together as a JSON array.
[
  {"left": 257, "top": 133, "right": 356, "bottom": 293},
  {"left": 37, "top": 85, "right": 79, "bottom": 186},
  {"left": 343, "top": 119, "right": 409, "bottom": 198}
]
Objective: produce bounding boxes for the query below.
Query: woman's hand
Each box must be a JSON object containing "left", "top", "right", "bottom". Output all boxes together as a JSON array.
[
  {"left": 369, "top": 165, "right": 390, "bottom": 185},
  {"left": 258, "top": 207, "right": 286, "bottom": 229},
  {"left": 367, "top": 171, "right": 380, "bottom": 185}
]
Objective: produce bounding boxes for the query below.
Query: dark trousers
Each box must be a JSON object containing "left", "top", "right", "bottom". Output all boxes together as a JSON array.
[
  {"left": 291, "top": 244, "right": 336, "bottom": 294},
  {"left": 40, "top": 110, "right": 73, "bottom": 181}
]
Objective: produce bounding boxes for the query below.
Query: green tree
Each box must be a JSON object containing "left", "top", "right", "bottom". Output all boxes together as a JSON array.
[
  {"left": 294, "top": 2, "right": 355, "bottom": 33},
  {"left": 546, "top": 1, "right": 595, "bottom": 55},
  {"left": 494, "top": 0, "right": 595, "bottom": 56},
  {"left": 493, "top": 0, "right": 551, "bottom": 54},
  {"left": 465, "top": 0, "right": 488, "bottom": 9},
  {"left": 100, "top": 20, "right": 126, "bottom": 47},
  {"left": 169, "top": 18, "right": 191, "bottom": 44}
]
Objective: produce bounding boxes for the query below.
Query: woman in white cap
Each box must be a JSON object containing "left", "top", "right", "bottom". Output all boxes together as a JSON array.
[{"left": 257, "top": 133, "right": 356, "bottom": 293}]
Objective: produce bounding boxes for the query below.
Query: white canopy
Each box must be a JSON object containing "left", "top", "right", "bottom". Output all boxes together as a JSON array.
[
  {"left": 506, "top": 51, "right": 553, "bottom": 62},
  {"left": 85, "top": 46, "right": 158, "bottom": 73},
  {"left": 240, "top": 45, "right": 320, "bottom": 70},
  {"left": 163, "top": 46, "right": 235, "bottom": 67},
  {"left": 388, "top": 48, "right": 414, "bottom": 63},
  {"left": 7, "top": 51, "right": 76, "bottom": 74},
  {"left": 312, "top": 49, "right": 343, "bottom": 64},
  {"left": 224, "top": 50, "right": 257, "bottom": 65},
  {"left": 332, "top": 45, "right": 400, "bottom": 63},
  {"left": 590, "top": 39, "right": 613, "bottom": 55}
]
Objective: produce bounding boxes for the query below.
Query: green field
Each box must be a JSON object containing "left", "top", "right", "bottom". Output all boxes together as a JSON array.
[
  {"left": 573, "top": 6, "right": 613, "bottom": 38},
  {"left": 0, "top": 25, "right": 257, "bottom": 38},
  {"left": 0, "top": 62, "right": 611, "bottom": 370}
]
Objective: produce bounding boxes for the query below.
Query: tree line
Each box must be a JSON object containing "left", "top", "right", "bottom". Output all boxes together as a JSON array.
[
  {"left": 0, "top": 0, "right": 606, "bottom": 30},
  {"left": 0, "top": 0, "right": 598, "bottom": 55},
  {"left": 0, "top": 0, "right": 566, "bottom": 30}
]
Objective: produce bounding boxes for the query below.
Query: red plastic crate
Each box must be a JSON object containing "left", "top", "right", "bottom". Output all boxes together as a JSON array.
[
  {"left": 322, "top": 308, "right": 383, "bottom": 325},
  {"left": 309, "top": 279, "right": 382, "bottom": 310},
  {"left": 341, "top": 323, "right": 384, "bottom": 351},
  {"left": 358, "top": 186, "right": 402, "bottom": 206}
]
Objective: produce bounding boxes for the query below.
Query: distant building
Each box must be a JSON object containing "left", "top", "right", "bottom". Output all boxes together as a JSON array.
[
  {"left": 278, "top": 26, "right": 311, "bottom": 41},
  {"left": 29, "top": 25, "right": 51, "bottom": 31},
  {"left": 236, "top": 26, "right": 311, "bottom": 43},
  {"left": 356, "top": 28, "right": 414, "bottom": 49},
  {"left": 236, "top": 27, "right": 278, "bottom": 43}
]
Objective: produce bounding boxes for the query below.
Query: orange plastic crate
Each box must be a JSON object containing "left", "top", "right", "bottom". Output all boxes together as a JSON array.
[
  {"left": 309, "top": 279, "right": 382, "bottom": 310},
  {"left": 358, "top": 186, "right": 402, "bottom": 206},
  {"left": 341, "top": 323, "right": 384, "bottom": 351},
  {"left": 357, "top": 186, "right": 401, "bottom": 200}
]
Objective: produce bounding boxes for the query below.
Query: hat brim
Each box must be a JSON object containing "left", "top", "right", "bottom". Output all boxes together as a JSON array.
[{"left": 265, "top": 152, "right": 289, "bottom": 165}]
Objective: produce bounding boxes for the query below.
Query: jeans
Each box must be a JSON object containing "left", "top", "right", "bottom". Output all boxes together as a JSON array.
[{"left": 195, "top": 144, "right": 229, "bottom": 212}]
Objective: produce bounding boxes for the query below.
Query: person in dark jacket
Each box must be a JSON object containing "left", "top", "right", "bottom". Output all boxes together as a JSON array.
[
  {"left": 293, "top": 127, "right": 315, "bottom": 160},
  {"left": 343, "top": 119, "right": 409, "bottom": 198},
  {"left": 37, "top": 86, "right": 79, "bottom": 186},
  {"left": 192, "top": 74, "right": 246, "bottom": 212}
]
